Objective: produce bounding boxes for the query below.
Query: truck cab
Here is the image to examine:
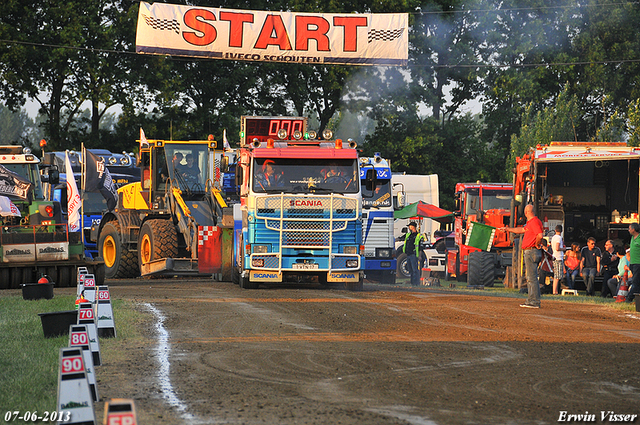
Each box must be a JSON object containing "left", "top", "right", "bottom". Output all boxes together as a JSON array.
[
  {"left": 233, "top": 116, "right": 365, "bottom": 290},
  {"left": 359, "top": 154, "right": 395, "bottom": 284},
  {"left": 447, "top": 182, "right": 512, "bottom": 285}
]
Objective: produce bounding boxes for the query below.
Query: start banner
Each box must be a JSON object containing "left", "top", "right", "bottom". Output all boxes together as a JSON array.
[{"left": 135, "top": 2, "right": 408, "bottom": 66}]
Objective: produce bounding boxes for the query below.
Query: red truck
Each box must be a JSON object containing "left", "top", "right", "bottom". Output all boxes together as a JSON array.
[{"left": 446, "top": 182, "right": 513, "bottom": 286}]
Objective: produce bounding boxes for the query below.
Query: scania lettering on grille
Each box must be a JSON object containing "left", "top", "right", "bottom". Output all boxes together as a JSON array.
[
  {"left": 331, "top": 273, "right": 356, "bottom": 279},
  {"left": 290, "top": 199, "right": 323, "bottom": 207},
  {"left": 255, "top": 273, "right": 278, "bottom": 279}
]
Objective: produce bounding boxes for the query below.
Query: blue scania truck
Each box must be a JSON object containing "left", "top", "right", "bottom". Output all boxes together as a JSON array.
[{"left": 232, "top": 116, "right": 372, "bottom": 290}]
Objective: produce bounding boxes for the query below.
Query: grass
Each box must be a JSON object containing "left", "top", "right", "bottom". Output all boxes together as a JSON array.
[
  {"left": 0, "top": 294, "right": 145, "bottom": 422},
  {"left": 393, "top": 276, "right": 639, "bottom": 311}
]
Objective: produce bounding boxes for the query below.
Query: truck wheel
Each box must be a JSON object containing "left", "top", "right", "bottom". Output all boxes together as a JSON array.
[
  {"left": 345, "top": 275, "right": 364, "bottom": 291},
  {"left": 138, "top": 219, "right": 178, "bottom": 271},
  {"left": 9, "top": 268, "right": 22, "bottom": 289},
  {"left": 0, "top": 269, "right": 9, "bottom": 289},
  {"left": 58, "top": 266, "right": 71, "bottom": 287},
  {"left": 239, "top": 271, "right": 259, "bottom": 289},
  {"left": 396, "top": 253, "right": 410, "bottom": 278},
  {"left": 100, "top": 221, "right": 139, "bottom": 279},
  {"left": 22, "top": 267, "right": 34, "bottom": 284},
  {"left": 468, "top": 251, "right": 495, "bottom": 287},
  {"left": 93, "top": 264, "right": 106, "bottom": 285},
  {"left": 46, "top": 267, "right": 58, "bottom": 287}
]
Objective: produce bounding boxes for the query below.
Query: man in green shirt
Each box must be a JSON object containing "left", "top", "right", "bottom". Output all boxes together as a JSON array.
[{"left": 626, "top": 222, "right": 640, "bottom": 303}]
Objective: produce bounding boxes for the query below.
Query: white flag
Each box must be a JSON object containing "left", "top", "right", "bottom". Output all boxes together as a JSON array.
[
  {"left": 0, "top": 195, "right": 21, "bottom": 217},
  {"left": 223, "top": 129, "right": 231, "bottom": 151},
  {"left": 140, "top": 127, "right": 148, "bottom": 148},
  {"left": 65, "top": 151, "right": 81, "bottom": 232}
]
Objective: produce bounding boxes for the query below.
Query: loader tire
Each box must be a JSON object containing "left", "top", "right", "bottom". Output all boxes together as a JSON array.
[
  {"left": 467, "top": 250, "right": 495, "bottom": 287},
  {"left": 100, "top": 221, "right": 139, "bottom": 279},
  {"left": 138, "top": 219, "right": 178, "bottom": 272}
]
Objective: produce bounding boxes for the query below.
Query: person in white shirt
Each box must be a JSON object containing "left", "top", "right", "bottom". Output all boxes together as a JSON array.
[{"left": 551, "top": 225, "right": 565, "bottom": 295}]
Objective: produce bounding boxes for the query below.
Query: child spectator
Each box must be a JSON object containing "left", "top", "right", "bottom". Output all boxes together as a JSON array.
[{"left": 564, "top": 242, "right": 581, "bottom": 290}]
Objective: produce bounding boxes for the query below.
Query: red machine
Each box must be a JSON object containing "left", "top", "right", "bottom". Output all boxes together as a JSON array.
[{"left": 446, "top": 182, "right": 513, "bottom": 285}]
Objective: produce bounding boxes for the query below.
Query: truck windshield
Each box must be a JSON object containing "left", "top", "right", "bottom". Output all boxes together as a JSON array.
[
  {"left": 82, "top": 191, "right": 108, "bottom": 214},
  {"left": 465, "top": 188, "right": 512, "bottom": 216},
  {"left": 362, "top": 179, "right": 391, "bottom": 207},
  {"left": 3, "top": 163, "right": 43, "bottom": 200},
  {"left": 163, "top": 144, "right": 209, "bottom": 193},
  {"left": 252, "top": 158, "right": 359, "bottom": 194}
]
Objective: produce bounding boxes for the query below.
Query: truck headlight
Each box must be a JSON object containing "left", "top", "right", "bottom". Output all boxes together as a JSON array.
[
  {"left": 346, "top": 260, "right": 358, "bottom": 268},
  {"left": 252, "top": 245, "right": 268, "bottom": 253},
  {"left": 376, "top": 248, "right": 392, "bottom": 258},
  {"left": 252, "top": 258, "right": 264, "bottom": 267},
  {"left": 343, "top": 246, "right": 358, "bottom": 254}
]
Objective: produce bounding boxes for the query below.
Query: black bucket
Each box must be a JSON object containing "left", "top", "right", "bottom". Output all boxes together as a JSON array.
[
  {"left": 38, "top": 310, "right": 78, "bottom": 338},
  {"left": 21, "top": 283, "right": 54, "bottom": 300}
]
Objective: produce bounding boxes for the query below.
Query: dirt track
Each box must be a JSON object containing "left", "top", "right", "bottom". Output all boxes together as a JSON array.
[{"left": 64, "top": 280, "right": 640, "bottom": 424}]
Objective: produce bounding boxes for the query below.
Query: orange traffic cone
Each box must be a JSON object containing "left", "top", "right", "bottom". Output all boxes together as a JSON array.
[{"left": 615, "top": 280, "right": 629, "bottom": 302}]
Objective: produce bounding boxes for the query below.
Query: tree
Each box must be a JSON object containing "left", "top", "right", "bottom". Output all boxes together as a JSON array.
[{"left": 508, "top": 86, "right": 580, "bottom": 176}]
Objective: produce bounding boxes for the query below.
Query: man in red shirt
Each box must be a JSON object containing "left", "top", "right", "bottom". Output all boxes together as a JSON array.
[{"left": 504, "top": 204, "right": 544, "bottom": 308}]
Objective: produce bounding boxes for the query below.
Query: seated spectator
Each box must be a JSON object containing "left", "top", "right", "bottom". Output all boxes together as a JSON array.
[
  {"left": 539, "top": 239, "right": 554, "bottom": 294},
  {"left": 606, "top": 247, "right": 629, "bottom": 297},
  {"left": 600, "top": 239, "right": 619, "bottom": 298},
  {"left": 564, "top": 242, "right": 581, "bottom": 290}
]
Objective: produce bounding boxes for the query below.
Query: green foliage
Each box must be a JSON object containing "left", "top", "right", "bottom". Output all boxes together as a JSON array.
[
  {"left": 507, "top": 86, "right": 580, "bottom": 177},
  {"left": 628, "top": 99, "right": 640, "bottom": 147}
]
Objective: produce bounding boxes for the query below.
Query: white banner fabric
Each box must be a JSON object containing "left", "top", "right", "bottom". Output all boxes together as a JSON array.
[{"left": 135, "top": 2, "right": 408, "bottom": 66}]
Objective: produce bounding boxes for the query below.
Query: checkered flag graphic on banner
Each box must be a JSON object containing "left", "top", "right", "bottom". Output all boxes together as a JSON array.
[
  {"left": 143, "top": 14, "right": 180, "bottom": 34},
  {"left": 368, "top": 28, "right": 404, "bottom": 43}
]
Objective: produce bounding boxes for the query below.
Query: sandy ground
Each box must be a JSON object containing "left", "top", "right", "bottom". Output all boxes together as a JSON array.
[{"left": 18, "top": 279, "right": 640, "bottom": 424}]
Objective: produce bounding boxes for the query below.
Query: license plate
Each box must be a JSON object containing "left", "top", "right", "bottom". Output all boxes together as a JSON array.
[{"left": 292, "top": 263, "right": 318, "bottom": 270}]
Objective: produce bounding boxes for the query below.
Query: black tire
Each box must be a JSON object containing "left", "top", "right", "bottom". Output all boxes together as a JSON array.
[
  {"left": 46, "top": 266, "right": 58, "bottom": 287},
  {"left": 22, "top": 267, "right": 34, "bottom": 284},
  {"left": 396, "top": 253, "right": 410, "bottom": 278},
  {"left": 468, "top": 250, "right": 496, "bottom": 287},
  {"left": 239, "top": 271, "right": 259, "bottom": 289},
  {"left": 138, "top": 219, "right": 179, "bottom": 274},
  {"left": 9, "top": 268, "right": 22, "bottom": 289},
  {"left": 345, "top": 275, "right": 364, "bottom": 291},
  {"left": 93, "top": 264, "right": 106, "bottom": 285},
  {"left": 58, "top": 266, "right": 71, "bottom": 287},
  {"left": 231, "top": 265, "right": 240, "bottom": 285},
  {"left": 0, "top": 268, "right": 10, "bottom": 289},
  {"left": 99, "top": 221, "right": 139, "bottom": 279}
]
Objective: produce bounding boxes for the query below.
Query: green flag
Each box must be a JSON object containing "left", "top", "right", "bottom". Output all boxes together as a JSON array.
[{"left": 466, "top": 221, "right": 496, "bottom": 251}]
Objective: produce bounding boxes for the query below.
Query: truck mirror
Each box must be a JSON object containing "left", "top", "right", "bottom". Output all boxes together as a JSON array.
[
  {"left": 49, "top": 168, "right": 59, "bottom": 185},
  {"left": 397, "top": 191, "right": 406, "bottom": 208},
  {"left": 235, "top": 163, "right": 242, "bottom": 194},
  {"left": 220, "top": 156, "right": 229, "bottom": 173}
]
